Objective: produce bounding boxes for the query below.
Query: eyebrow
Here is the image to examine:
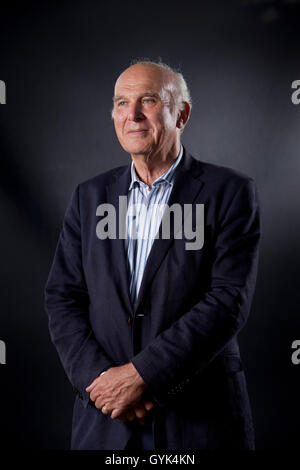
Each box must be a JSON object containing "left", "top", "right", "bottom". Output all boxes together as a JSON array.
[{"left": 112, "top": 92, "right": 160, "bottom": 103}]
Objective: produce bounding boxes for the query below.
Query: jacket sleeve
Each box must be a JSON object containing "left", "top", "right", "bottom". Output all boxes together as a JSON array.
[
  {"left": 44, "top": 185, "right": 116, "bottom": 408},
  {"left": 131, "top": 177, "right": 261, "bottom": 407}
]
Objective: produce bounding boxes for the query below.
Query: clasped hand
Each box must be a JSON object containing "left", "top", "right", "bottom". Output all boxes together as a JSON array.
[{"left": 86, "top": 362, "right": 155, "bottom": 424}]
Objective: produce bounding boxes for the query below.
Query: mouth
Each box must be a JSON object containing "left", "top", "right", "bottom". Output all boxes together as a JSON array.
[{"left": 127, "top": 129, "right": 148, "bottom": 134}]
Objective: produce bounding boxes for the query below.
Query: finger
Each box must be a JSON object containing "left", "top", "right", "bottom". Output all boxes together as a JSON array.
[
  {"left": 110, "top": 408, "right": 124, "bottom": 420},
  {"left": 101, "top": 405, "right": 111, "bottom": 416},
  {"left": 85, "top": 382, "right": 96, "bottom": 392},
  {"left": 95, "top": 396, "right": 106, "bottom": 410},
  {"left": 115, "top": 409, "right": 135, "bottom": 422},
  {"left": 125, "top": 409, "right": 136, "bottom": 421},
  {"left": 90, "top": 387, "right": 102, "bottom": 402},
  {"left": 90, "top": 383, "right": 105, "bottom": 402},
  {"left": 85, "top": 377, "right": 100, "bottom": 392},
  {"left": 143, "top": 399, "right": 155, "bottom": 411},
  {"left": 114, "top": 410, "right": 130, "bottom": 422},
  {"left": 87, "top": 382, "right": 101, "bottom": 398},
  {"left": 133, "top": 404, "right": 147, "bottom": 419},
  {"left": 111, "top": 407, "right": 136, "bottom": 420},
  {"left": 116, "top": 414, "right": 127, "bottom": 423}
]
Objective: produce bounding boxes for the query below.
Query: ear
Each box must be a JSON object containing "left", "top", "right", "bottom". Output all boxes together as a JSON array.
[{"left": 176, "top": 102, "right": 191, "bottom": 129}]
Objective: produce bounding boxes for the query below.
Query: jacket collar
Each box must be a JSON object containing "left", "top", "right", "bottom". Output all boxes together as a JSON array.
[{"left": 105, "top": 146, "right": 205, "bottom": 316}]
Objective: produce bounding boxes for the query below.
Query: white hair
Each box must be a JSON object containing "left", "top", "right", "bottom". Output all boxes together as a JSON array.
[{"left": 111, "top": 58, "right": 192, "bottom": 119}]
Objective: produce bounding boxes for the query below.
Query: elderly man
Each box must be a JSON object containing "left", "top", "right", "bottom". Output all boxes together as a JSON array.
[{"left": 45, "top": 60, "right": 260, "bottom": 450}]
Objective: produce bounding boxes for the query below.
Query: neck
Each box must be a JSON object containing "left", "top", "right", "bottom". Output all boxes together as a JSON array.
[{"left": 131, "top": 142, "right": 181, "bottom": 189}]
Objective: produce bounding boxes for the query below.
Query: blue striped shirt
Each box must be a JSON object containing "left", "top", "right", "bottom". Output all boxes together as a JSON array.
[{"left": 125, "top": 145, "right": 183, "bottom": 310}]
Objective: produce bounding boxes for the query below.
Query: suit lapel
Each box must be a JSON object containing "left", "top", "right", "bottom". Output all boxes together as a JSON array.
[
  {"left": 134, "top": 149, "right": 205, "bottom": 313},
  {"left": 106, "top": 164, "right": 133, "bottom": 316}
]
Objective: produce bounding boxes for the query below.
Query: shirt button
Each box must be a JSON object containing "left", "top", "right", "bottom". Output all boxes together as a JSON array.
[{"left": 127, "top": 317, "right": 132, "bottom": 325}]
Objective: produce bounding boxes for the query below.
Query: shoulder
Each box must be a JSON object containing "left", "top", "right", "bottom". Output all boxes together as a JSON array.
[
  {"left": 67, "top": 164, "right": 130, "bottom": 212},
  {"left": 189, "top": 153, "right": 253, "bottom": 185},
  {"left": 182, "top": 152, "right": 259, "bottom": 215},
  {"left": 70, "top": 164, "right": 130, "bottom": 205},
  {"left": 183, "top": 152, "right": 257, "bottom": 197},
  {"left": 78, "top": 164, "right": 129, "bottom": 191}
]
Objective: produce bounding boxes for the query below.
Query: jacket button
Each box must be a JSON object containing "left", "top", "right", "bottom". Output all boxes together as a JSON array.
[{"left": 128, "top": 317, "right": 132, "bottom": 325}]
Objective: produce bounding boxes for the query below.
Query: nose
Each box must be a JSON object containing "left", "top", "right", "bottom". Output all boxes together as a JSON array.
[{"left": 127, "top": 101, "right": 145, "bottom": 122}]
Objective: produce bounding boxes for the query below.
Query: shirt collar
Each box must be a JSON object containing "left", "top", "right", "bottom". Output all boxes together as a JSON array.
[{"left": 129, "top": 145, "right": 183, "bottom": 191}]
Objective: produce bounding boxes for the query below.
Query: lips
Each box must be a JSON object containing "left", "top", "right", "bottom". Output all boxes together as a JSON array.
[{"left": 127, "top": 129, "right": 148, "bottom": 134}]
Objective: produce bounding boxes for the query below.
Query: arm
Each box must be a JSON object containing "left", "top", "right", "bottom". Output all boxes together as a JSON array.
[
  {"left": 131, "top": 178, "right": 261, "bottom": 407},
  {"left": 44, "top": 185, "right": 116, "bottom": 407},
  {"left": 45, "top": 185, "right": 155, "bottom": 420}
]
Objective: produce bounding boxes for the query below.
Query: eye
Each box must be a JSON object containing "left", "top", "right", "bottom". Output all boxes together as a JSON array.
[
  {"left": 142, "top": 98, "right": 155, "bottom": 104},
  {"left": 117, "top": 101, "right": 127, "bottom": 107}
]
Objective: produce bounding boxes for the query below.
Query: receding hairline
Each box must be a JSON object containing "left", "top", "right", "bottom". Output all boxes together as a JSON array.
[
  {"left": 111, "top": 59, "right": 192, "bottom": 120},
  {"left": 114, "top": 62, "right": 177, "bottom": 90}
]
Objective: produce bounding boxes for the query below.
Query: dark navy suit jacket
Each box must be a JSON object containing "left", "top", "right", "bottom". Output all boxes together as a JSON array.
[{"left": 44, "top": 148, "right": 260, "bottom": 450}]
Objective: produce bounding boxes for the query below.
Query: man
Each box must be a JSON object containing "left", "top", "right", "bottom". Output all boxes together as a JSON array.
[{"left": 44, "top": 60, "right": 260, "bottom": 450}]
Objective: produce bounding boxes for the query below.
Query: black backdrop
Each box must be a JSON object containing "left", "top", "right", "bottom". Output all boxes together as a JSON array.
[{"left": 0, "top": 0, "right": 300, "bottom": 450}]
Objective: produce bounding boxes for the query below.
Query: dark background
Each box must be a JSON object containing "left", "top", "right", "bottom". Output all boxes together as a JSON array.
[{"left": 0, "top": 0, "right": 299, "bottom": 449}]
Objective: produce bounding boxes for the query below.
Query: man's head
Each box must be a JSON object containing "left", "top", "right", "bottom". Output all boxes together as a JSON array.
[{"left": 112, "top": 60, "right": 191, "bottom": 158}]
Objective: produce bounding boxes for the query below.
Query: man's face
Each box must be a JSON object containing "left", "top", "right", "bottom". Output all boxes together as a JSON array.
[{"left": 112, "top": 64, "right": 179, "bottom": 157}]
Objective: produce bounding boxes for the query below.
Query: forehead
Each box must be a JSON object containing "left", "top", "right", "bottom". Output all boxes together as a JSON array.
[{"left": 114, "top": 65, "right": 170, "bottom": 96}]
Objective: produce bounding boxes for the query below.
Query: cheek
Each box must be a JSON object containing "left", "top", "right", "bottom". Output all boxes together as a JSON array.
[
  {"left": 151, "top": 114, "right": 164, "bottom": 132},
  {"left": 161, "top": 108, "right": 177, "bottom": 129},
  {"left": 152, "top": 113, "right": 174, "bottom": 135},
  {"left": 114, "top": 116, "right": 125, "bottom": 135}
]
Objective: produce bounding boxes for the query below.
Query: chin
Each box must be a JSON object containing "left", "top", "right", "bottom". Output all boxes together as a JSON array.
[{"left": 122, "top": 141, "right": 152, "bottom": 156}]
